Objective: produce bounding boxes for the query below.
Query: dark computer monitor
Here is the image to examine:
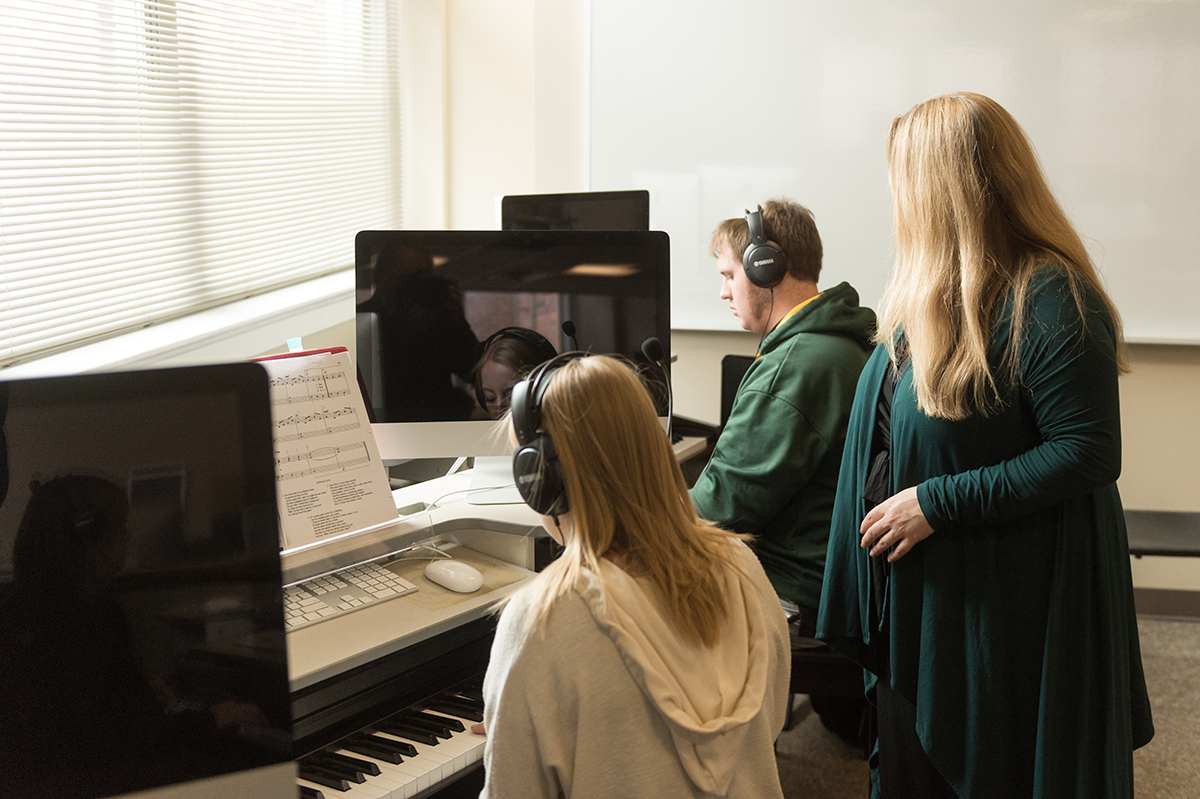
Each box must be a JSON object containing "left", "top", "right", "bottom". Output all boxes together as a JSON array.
[
  {"left": 0, "top": 363, "right": 294, "bottom": 798},
  {"left": 355, "top": 230, "right": 670, "bottom": 458},
  {"left": 500, "top": 189, "right": 650, "bottom": 231}
]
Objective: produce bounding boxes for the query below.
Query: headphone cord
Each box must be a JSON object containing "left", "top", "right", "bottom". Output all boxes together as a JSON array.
[{"left": 756, "top": 288, "right": 776, "bottom": 356}]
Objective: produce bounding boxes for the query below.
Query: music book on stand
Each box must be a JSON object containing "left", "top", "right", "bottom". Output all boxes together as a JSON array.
[{"left": 255, "top": 347, "right": 398, "bottom": 551}]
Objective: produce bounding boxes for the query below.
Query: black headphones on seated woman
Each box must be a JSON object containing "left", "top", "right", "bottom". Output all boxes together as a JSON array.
[{"left": 508, "top": 352, "right": 586, "bottom": 517}]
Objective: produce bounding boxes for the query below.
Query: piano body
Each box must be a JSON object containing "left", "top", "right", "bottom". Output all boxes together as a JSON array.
[{"left": 284, "top": 472, "right": 549, "bottom": 799}]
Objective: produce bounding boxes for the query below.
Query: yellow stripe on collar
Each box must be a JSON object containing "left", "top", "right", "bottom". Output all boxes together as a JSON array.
[{"left": 756, "top": 293, "right": 822, "bottom": 359}]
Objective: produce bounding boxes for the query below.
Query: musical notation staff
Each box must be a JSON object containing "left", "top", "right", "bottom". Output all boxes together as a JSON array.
[
  {"left": 270, "top": 368, "right": 352, "bottom": 407},
  {"left": 276, "top": 441, "right": 372, "bottom": 482},
  {"left": 275, "top": 406, "right": 361, "bottom": 443}
]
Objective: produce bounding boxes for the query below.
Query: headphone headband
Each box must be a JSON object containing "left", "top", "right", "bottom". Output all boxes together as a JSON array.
[
  {"left": 480, "top": 326, "right": 558, "bottom": 360},
  {"left": 510, "top": 351, "right": 583, "bottom": 445},
  {"left": 747, "top": 205, "right": 767, "bottom": 246}
]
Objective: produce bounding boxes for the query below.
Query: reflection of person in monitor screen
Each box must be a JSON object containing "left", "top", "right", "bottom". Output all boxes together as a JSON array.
[
  {"left": 0, "top": 475, "right": 269, "bottom": 798},
  {"left": 357, "top": 243, "right": 480, "bottom": 421},
  {"left": 472, "top": 327, "right": 559, "bottom": 419}
]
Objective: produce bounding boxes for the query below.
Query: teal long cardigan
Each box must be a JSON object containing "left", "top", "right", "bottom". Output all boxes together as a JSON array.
[{"left": 817, "top": 268, "right": 1154, "bottom": 799}]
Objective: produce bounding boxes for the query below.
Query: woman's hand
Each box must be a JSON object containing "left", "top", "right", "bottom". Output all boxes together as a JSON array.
[
  {"left": 859, "top": 486, "right": 934, "bottom": 562},
  {"left": 471, "top": 722, "right": 486, "bottom": 735}
]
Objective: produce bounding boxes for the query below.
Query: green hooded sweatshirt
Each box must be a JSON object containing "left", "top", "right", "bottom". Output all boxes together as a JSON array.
[{"left": 690, "top": 281, "right": 876, "bottom": 610}]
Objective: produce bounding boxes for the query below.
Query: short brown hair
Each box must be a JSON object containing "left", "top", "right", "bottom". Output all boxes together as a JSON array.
[{"left": 709, "top": 197, "right": 823, "bottom": 283}]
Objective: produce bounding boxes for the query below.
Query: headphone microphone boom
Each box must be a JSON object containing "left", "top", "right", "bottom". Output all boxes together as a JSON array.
[{"left": 641, "top": 337, "right": 673, "bottom": 443}]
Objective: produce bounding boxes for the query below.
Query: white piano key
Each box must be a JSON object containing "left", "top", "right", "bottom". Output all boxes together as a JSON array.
[
  {"left": 355, "top": 773, "right": 406, "bottom": 799},
  {"left": 431, "top": 732, "right": 479, "bottom": 769},
  {"left": 397, "top": 743, "right": 452, "bottom": 782},
  {"left": 406, "top": 724, "right": 483, "bottom": 772},
  {"left": 340, "top": 778, "right": 393, "bottom": 799}
]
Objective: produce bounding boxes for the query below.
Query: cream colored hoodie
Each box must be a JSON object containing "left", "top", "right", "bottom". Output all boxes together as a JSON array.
[{"left": 479, "top": 542, "right": 790, "bottom": 799}]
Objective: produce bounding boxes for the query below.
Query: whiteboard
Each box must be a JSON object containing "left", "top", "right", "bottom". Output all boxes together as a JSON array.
[{"left": 588, "top": 0, "right": 1200, "bottom": 343}]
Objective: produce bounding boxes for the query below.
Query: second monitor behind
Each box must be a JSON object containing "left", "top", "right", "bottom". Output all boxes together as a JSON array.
[{"left": 500, "top": 189, "right": 649, "bottom": 232}]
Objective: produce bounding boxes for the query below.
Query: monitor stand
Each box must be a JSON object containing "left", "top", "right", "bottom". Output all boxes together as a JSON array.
[{"left": 466, "top": 455, "right": 524, "bottom": 505}]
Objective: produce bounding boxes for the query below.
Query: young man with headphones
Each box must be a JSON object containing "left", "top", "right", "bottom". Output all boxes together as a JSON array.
[{"left": 690, "top": 198, "right": 876, "bottom": 638}]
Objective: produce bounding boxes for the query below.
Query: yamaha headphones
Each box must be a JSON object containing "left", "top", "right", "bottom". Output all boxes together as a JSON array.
[
  {"left": 474, "top": 326, "right": 559, "bottom": 410},
  {"left": 742, "top": 205, "right": 788, "bottom": 288},
  {"left": 508, "top": 352, "right": 583, "bottom": 517}
]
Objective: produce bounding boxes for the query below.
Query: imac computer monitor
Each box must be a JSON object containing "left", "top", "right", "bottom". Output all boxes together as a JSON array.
[
  {"left": 0, "top": 363, "right": 295, "bottom": 798},
  {"left": 500, "top": 189, "right": 650, "bottom": 231},
  {"left": 355, "top": 229, "right": 670, "bottom": 459}
]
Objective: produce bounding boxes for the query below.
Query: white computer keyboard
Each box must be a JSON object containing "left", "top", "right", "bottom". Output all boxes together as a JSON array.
[{"left": 285, "top": 560, "right": 419, "bottom": 631}]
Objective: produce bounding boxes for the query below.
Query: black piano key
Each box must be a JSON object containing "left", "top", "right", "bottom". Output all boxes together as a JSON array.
[
  {"left": 431, "top": 698, "right": 484, "bottom": 723},
  {"left": 377, "top": 723, "right": 439, "bottom": 746},
  {"left": 419, "top": 708, "right": 466, "bottom": 731},
  {"left": 393, "top": 710, "right": 451, "bottom": 739},
  {"left": 299, "top": 786, "right": 326, "bottom": 799},
  {"left": 388, "top": 713, "right": 452, "bottom": 738},
  {"left": 318, "top": 751, "right": 381, "bottom": 776},
  {"left": 342, "top": 739, "right": 404, "bottom": 764},
  {"left": 297, "top": 766, "right": 350, "bottom": 792},
  {"left": 309, "top": 760, "right": 367, "bottom": 785},
  {"left": 457, "top": 686, "right": 485, "bottom": 704},
  {"left": 363, "top": 733, "right": 418, "bottom": 757}
]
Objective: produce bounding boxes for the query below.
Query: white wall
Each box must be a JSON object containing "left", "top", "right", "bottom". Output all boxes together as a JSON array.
[
  {"left": 426, "top": 0, "right": 1200, "bottom": 590},
  {"left": 442, "top": 0, "right": 589, "bottom": 229},
  {"left": 589, "top": 0, "right": 1200, "bottom": 344}
]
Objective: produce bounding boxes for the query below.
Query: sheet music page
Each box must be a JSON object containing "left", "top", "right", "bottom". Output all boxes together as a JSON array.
[{"left": 258, "top": 350, "right": 398, "bottom": 550}]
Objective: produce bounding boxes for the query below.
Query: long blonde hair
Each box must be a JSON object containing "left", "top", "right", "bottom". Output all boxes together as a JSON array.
[
  {"left": 878, "top": 92, "right": 1126, "bottom": 420},
  {"left": 515, "top": 355, "right": 747, "bottom": 647}
]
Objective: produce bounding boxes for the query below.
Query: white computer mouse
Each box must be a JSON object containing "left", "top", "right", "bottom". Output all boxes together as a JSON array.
[{"left": 424, "top": 559, "right": 483, "bottom": 593}]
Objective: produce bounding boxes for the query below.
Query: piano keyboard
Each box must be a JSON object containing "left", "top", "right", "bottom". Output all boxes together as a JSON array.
[{"left": 297, "top": 690, "right": 487, "bottom": 799}]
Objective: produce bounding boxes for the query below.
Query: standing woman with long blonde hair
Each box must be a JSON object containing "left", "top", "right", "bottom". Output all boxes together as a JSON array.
[
  {"left": 478, "top": 354, "right": 790, "bottom": 799},
  {"left": 817, "top": 93, "right": 1153, "bottom": 798}
]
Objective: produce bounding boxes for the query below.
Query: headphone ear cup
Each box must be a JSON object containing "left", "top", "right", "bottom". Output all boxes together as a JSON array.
[
  {"left": 742, "top": 240, "right": 787, "bottom": 288},
  {"left": 512, "top": 436, "right": 567, "bottom": 516}
]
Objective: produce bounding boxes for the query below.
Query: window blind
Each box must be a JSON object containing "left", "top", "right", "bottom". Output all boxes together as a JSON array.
[{"left": 0, "top": 0, "right": 402, "bottom": 367}]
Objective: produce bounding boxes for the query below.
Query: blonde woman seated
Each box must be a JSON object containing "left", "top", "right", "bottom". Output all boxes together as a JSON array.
[{"left": 476, "top": 353, "right": 791, "bottom": 799}]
